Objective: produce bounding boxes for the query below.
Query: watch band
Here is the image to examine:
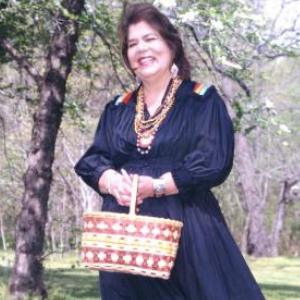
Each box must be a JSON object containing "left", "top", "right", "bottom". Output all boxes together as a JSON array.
[{"left": 153, "top": 178, "right": 166, "bottom": 198}]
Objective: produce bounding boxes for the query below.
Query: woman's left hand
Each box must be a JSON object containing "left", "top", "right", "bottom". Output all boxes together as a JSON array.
[{"left": 137, "top": 175, "right": 154, "bottom": 202}]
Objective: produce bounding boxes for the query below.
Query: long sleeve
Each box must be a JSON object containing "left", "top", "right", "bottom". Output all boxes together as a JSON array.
[
  {"left": 171, "top": 86, "right": 234, "bottom": 194},
  {"left": 74, "top": 102, "right": 115, "bottom": 194}
]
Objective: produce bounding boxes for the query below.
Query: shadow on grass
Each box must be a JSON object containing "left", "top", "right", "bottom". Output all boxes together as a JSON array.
[
  {"left": 0, "top": 265, "right": 11, "bottom": 283},
  {"left": 45, "top": 269, "right": 99, "bottom": 299},
  {"left": 2, "top": 265, "right": 300, "bottom": 300},
  {"left": 0, "top": 266, "right": 12, "bottom": 300},
  {"left": 0, "top": 266, "right": 99, "bottom": 300},
  {"left": 260, "top": 283, "right": 300, "bottom": 300}
]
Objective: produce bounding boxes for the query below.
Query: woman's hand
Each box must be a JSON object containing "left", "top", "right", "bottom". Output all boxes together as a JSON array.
[
  {"left": 136, "top": 175, "right": 154, "bottom": 202},
  {"left": 136, "top": 173, "right": 179, "bottom": 200},
  {"left": 113, "top": 171, "right": 155, "bottom": 205},
  {"left": 115, "top": 171, "right": 154, "bottom": 206},
  {"left": 99, "top": 170, "right": 179, "bottom": 206},
  {"left": 109, "top": 169, "right": 133, "bottom": 206}
]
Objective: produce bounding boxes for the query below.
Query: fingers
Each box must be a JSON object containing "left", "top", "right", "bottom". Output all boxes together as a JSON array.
[
  {"left": 115, "top": 188, "right": 132, "bottom": 206},
  {"left": 121, "top": 169, "right": 131, "bottom": 184},
  {"left": 136, "top": 176, "right": 154, "bottom": 200},
  {"left": 114, "top": 186, "right": 131, "bottom": 206},
  {"left": 111, "top": 171, "right": 154, "bottom": 207},
  {"left": 118, "top": 195, "right": 132, "bottom": 206},
  {"left": 109, "top": 174, "right": 127, "bottom": 206},
  {"left": 120, "top": 169, "right": 133, "bottom": 194},
  {"left": 137, "top": 197, "right": 143, "bottom": 205}
]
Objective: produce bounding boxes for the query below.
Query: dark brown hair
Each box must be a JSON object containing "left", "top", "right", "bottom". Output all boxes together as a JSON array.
[{"left": 118, "top": 3, "right": 191, "bottom": 80}]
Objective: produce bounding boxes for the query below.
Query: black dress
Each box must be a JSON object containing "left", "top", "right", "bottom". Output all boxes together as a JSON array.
[{"left": 75, "top": 80, "right": 266, "bottom": 300}]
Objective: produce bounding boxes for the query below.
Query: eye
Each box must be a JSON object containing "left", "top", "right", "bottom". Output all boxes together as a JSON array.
[
  {"left": 146, "top": 37, "right": 156, "bottom": 42},
  {"left": 128, "top": 42, "right": 137, "bottom": 48}
]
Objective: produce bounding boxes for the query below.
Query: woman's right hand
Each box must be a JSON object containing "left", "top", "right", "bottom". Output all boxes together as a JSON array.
[
  {"left": 100, "top": 169, "right": 143, "bottom": 207},
  {"left": 109, "top": 169, "right": 133, "bottom": 206}
]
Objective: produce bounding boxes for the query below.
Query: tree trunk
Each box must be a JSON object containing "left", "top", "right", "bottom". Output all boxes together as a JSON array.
[
  {"left": 9, "top": 1, "right": 84, "bottom": 298},
  {"left": 269, "top": 181, "right": 288, "bottom": 256},
  {"left": 0, "top": 210, "right": 7, "bottom": 251},
  {"left": 75, "top": 194, "right": 81, "bottom": 254},
  {"left": 221, "top": 77, "right": 268, "bottom": 256},
  {"left": 234, "top": 132, "right": 268, "bottom": 256},
  {"left": 270, "top": 179, "right": 300, "bottom": 256},
  {"left": 60, "top": 190, "right": 67, "bottom": 257},
  {"left": 51, "top": 227, "right": 57, "bottom": 254},
  {"left": 47, "top": 211, "right": 57, "bottom": 253}
]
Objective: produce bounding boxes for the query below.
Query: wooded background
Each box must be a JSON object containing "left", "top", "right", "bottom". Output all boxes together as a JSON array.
[{"left": 0, "top": 0, "right": 299, "bottom": 298}]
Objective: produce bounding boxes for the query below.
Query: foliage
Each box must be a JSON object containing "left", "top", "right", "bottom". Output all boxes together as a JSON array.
[
  {"left": 173, "top": 0, "right": 299, "bottom": 133},
  {"left": 0, "top": 0, "right": 57, "bottom": 63}
]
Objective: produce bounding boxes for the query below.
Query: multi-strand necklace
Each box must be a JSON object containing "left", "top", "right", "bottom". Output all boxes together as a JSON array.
[{"left": 134, "top": 77, "right": 183, "bottom": 154}]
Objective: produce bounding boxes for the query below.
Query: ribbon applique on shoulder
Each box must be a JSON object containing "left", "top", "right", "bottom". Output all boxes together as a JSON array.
[
  {"left": 115, "top": 92, "right": 133, "bottom": 105},
  {"left": 193, "top": 82, "right": 211, "bottom": 96}
]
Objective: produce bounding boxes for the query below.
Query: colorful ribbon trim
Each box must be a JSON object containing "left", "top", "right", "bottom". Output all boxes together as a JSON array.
[
  {"left": 193, "top": 82, "right": 210, "bottom": 96},
  {"left": 115, "top": 92, "right": 132, "bottom": 105}
]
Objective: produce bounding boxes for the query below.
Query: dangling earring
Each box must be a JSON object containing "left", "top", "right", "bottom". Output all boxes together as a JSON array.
[
  {"left": 135, "top": 76, "right": 141, "bottom": 87},
  {"left": 170, "top": 63, "right": 179, "bottom": 79}
]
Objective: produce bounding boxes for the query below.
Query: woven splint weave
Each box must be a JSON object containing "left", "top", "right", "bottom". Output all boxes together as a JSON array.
[{"left": 82, "top": 176, "right": 183, "bottom": 279}]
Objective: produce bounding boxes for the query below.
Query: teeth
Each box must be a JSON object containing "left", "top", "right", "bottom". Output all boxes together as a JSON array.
[{"left": 139, "top": 57, "right": 153, "bottom": 64}]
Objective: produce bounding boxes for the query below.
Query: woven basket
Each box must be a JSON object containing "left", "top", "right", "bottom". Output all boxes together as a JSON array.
[{"left": 81, "top": 175, "right": 183, "bottom": 279}]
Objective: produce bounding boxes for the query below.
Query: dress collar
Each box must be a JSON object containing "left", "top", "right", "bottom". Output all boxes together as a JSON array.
[{"left": 117, "top": 80, "right": 197, "bottom": 109}]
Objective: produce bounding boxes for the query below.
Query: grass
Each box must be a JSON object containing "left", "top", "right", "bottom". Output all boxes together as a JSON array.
[
  {"left": 248, "top": 256, "right": 300, "bottom": 300},
  {"left": 0, "top": 251, "right": 300, "bottom": 300},
  {"left": 0, "top": 252, "right": 99, "bottom": 300}
]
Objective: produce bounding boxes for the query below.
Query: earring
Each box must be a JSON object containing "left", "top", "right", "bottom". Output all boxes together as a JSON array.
[
  {"left": 135, "top": 76, "right": 141, "bottom": 87},
  {"left": 170, "top": 63, "right": 179, "bottom": 79}
]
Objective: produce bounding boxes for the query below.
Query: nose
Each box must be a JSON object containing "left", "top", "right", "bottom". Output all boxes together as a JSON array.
[{"left": 136, "top": 40, "right": 148, "bottom": 52}]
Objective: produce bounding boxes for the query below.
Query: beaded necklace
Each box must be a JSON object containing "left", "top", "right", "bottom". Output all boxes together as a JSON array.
[{"left": 134, "top": 77, "right": 183, "bottom": 154}]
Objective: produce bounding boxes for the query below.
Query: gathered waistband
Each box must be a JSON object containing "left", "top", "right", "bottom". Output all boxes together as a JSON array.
[{"left": 118, "top": 157, "right": 178, "bottom": 176}]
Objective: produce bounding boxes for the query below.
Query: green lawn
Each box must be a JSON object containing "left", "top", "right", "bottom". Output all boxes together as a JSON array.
[
  {"left": 0, "top": 252, "right": 299, "bottom": 300},
  {"left": 248, "top": 256, "right": 300, "bottom": 300}
]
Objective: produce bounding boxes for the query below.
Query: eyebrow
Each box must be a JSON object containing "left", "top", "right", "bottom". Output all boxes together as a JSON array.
[{"left": 128, "top": 33, "right": 159, "bottom": 42}]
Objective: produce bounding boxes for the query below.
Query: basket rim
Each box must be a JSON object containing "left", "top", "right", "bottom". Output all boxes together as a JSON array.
[
  {"left": 83, "top": 211, "right": 183, "bottom": 227},
  {"left": 83, "top": 262, "right": 171, "bottom": 279}
]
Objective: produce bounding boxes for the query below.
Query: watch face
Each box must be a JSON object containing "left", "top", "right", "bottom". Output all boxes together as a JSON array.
[{"left": 154, "top": 179, "right": 165, "bottom": 197}]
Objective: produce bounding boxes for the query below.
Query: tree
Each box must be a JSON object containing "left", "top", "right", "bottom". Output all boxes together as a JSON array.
[
  {"left": 0, "top": 0, "right": 84, "bottom": 298},
  {"left": 0, "top": 5, "right": 299, "bottom": 299},
  {"left": 270, "top": 177, "right": 300, "bottom": 256},
  {"left": 164, "top": 0, "right": 300, "bottom": 256}
]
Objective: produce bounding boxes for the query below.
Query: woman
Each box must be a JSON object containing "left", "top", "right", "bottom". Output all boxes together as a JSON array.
[{"left": 75, "top": 3, "right": 266, "bottom": 300}]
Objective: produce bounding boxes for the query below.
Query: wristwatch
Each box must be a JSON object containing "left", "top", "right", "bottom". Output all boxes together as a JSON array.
[{"left": 153, "top": 178, "right": 166, "bottom": 198}]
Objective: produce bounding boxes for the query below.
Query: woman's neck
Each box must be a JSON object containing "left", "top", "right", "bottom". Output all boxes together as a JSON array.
[{"left": 142, "top": 74, "right": 172, "bottom": 112}]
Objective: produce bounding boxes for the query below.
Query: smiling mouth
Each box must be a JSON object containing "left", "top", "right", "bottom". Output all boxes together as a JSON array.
[{"left": 138, "top": 57, "right": 155, "bottom": 66}]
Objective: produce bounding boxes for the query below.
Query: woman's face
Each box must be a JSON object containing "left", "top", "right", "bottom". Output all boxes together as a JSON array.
[{"left": 127, "top": 21, "right": 173, "bottom": 83}]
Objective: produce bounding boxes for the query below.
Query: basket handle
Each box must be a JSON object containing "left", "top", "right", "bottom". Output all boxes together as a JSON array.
[{"left": 129, "top": 174, "right": 139, "bottom": 216}]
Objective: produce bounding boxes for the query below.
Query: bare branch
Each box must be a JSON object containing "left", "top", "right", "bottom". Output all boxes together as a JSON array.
[
  {"left": 0, "top": 111, "right": 15, "bottom": 183},
  {"left": 0, "top": 113, "right": 7, "bottom": 157},
  {"left": 272, "top": 11, "right": 300, "bottom": 41},
  {"left": 56, "top": 166, "right": 77, "bottom": 205},
  {"left": 0, "top": 39, "right": 43, "bottom": 91},
  {"left": 270, "top": 0, "right": 286, "bottom": 33},
  {"left": 185, "top": 24, "right": 251, "bottom": 97},
  {"left": 93, "top": 28, "right": 131, "bottom": 91}
]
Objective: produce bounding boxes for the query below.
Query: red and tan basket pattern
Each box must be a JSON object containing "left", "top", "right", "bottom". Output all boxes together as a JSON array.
[{"left": 82, "top": 212, "right": 183, "bottom": 279}]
